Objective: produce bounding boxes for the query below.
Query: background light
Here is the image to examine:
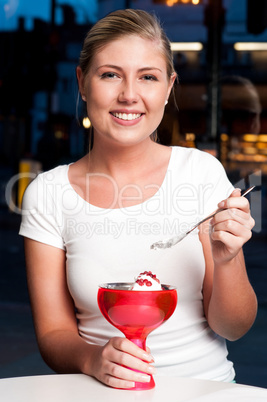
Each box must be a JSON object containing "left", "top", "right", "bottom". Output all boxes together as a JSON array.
[
  {"left": 234, "top": 42, "right": 267, "bottom": 51},
  {"left": 165, "top": 0, "right": 200, "bottom": 5},
  {"left": 82, "top": 117, "right": 91, "bottom": 129},
  {"left": 171, "top": 42, "right": 203, "bottom": 51}
]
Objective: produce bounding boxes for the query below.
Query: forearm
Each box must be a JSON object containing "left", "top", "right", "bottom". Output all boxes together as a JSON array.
[
  {"left": 38, "top": 329, "right": 100, "bottom": 376},
  {"left": 207, "top": 253, "right": 257, "bottom": 341}
]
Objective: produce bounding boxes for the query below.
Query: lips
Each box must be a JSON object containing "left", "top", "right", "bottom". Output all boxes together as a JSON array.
[{"left": 111, "top": 112, "right": 142, "bottom": 121}]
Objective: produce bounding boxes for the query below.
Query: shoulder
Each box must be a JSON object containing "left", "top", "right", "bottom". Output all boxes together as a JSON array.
[
  {"left": 26, "top": 164, "right": 69, "bottom": 191},
  {"left": 170, "top": 146, "right": 225, "bottom": 174},
  {"left": 22, "top": 164, "right": 70, "bottom": 209},
  {"left": 170, "top": 147, "right": 233, "bottom": 203},
  {"left": 172, "top": 146, "right": 219, "bottom": 163},
  {"left": 38, "top": 164, "right": 69, "bottom": 184}
]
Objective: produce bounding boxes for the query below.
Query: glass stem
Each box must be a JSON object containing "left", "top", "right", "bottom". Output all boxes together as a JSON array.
[{"left": 128, "top": 337, "right": 146, "bottom": 351}]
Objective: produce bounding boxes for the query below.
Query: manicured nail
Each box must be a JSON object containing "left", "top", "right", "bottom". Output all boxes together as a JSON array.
[
  {"left": 218, "top": 201, "right": 225, "bottom": 208},
  {"left": 148, "top": 366, "right": 156, "bottom": 374},
  {"left": 143, "top": 353, "right": 154, "bottom": 362},
  {"left": 139, "top": 374, "right": 151, "bottom": 382}
]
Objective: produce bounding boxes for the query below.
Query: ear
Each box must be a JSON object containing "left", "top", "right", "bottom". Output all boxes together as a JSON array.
[
  {"left": 76, "top": 66, "right": 86, "bottom": 101},
  {"left": 167, "top": 72, "right": 177, "bottom": 97},
  {"left": 166, "top": 72, "right": 177, "bottom": 102}
]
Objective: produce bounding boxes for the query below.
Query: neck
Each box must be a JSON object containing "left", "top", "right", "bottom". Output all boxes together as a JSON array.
[{"left": 87, "top": 138, "right": 160, "bottom": 178}]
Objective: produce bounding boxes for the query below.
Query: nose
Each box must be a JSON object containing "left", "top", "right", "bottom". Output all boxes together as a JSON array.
[{"left": 118, "top": 79, "right": 140, "bottom": 104}]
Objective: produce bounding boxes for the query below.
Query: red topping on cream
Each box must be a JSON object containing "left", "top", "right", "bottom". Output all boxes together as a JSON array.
[{"left": 132, "top": 271, "right": 162, "bottom": 290}]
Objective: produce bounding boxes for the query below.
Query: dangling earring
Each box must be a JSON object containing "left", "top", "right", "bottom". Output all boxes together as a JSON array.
[
  {"left": 82, "top": 95, "right": 86, "bottom": 102},
  {"left": 165, "top": 100, "right": 168, "bottom": 106}
]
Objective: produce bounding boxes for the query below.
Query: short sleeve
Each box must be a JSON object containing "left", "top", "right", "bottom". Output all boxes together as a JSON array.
[
  {"left": 19, "top": 172, "right": 65, "bottom": 250},
  {"left": 191, "top": 150, "right": 234, "bottom": 216}
]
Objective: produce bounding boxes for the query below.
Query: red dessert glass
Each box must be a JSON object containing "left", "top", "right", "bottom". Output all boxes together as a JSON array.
[{"left": 97, "top": 282, "right": 177, "bottom": 390}]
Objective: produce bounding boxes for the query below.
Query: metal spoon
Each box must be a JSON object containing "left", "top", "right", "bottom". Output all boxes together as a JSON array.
[{"left": 150, "top": 186, "right": 256, "bottom": 250}]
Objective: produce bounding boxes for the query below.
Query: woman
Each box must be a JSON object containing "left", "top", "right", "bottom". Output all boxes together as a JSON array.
[{"left": 20, "top": 9, "right": 257, "bottom": 389}]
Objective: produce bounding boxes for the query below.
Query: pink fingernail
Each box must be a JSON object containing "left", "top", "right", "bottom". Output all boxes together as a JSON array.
[
  {"left": 148, "top": 366, "right": 156, "bottom": 374},
  {"left": 139, "top": 374, "right": 151, "bottom": 382},
  {"left": 143, "top": 353, "right": 154, "bottom": 362}
]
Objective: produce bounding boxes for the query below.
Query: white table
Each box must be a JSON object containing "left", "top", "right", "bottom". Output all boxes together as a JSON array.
[{"left": 0, "top": 374, "right": 267, "bottom": 402}]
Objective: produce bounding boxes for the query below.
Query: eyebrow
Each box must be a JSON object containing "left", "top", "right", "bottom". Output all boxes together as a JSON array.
[{"left": 96, "top": 64, "right": 163, "bottom": 73}]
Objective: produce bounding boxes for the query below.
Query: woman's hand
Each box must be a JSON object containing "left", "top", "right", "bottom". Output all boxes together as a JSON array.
[
  {"left": 209, "top": 188, "right": 255, "bottom": 266},
  {"left": 89, "top": 337, "right": 155, "bottom": 389},
  {"left": 201, "top": 189, "right": 257, "bottom": 340}
]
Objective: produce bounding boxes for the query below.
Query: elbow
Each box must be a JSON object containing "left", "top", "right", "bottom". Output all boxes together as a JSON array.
[
  {"left": 224, "top": 321, "right": 254, "bottom": 342},
  {"left": 216, "top": 307, "right": 258, "bottom": 342},
  {"left": 228, "top": 306, "right": 258, "bottom": 342}
]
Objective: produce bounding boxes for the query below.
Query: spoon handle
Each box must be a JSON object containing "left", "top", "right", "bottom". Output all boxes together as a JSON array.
[
  {"left": 150, "top": 185, "right": 256, "bottom": 250},
  {"left": 186, "top": 185, "right": 256, "bottom": 235}
]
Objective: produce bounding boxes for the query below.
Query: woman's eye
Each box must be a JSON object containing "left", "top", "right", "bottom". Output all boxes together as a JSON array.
[
  {"left": 142, "top": 75, "right": 158, "bottom": 81},
  {"left": 100, "top": 72, "right": 118, "bottom": 79}
]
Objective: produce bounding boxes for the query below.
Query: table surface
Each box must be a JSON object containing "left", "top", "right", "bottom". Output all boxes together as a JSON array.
[{"left": 1, "top": 374, "right": 267, "bottom": 402}]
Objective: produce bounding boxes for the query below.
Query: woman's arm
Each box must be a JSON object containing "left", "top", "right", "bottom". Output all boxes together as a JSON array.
[
  {"left": 24, "top": 238, "right": 155, "bottom": 388},
  {"left": 200, "top": 189, "right": 258, "bottom": 341}
]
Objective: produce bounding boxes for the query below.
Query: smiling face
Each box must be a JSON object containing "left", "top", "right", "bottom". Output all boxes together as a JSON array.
[{"left": 77, "top": 35, "right": 176, "bottom": 148}]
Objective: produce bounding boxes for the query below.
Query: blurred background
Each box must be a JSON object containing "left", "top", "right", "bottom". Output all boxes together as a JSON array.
[{"left": 0, "top": 0, "right": 266, "bottom": 388}]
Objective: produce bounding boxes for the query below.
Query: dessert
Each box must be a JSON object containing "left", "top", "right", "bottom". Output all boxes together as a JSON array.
[
  {"left": 132, "top": 271, "right": 162, "bottom": 291},
  {"left": 98, "top": 279, "right": 177, "bottom": 390}
]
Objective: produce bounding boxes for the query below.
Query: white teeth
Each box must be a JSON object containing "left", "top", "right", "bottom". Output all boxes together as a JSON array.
[{"left": 113, "top": 112, "right": 141, "bottom": 121}]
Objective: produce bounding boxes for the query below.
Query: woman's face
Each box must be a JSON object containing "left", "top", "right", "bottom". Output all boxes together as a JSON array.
[{"left": 77, "top": 35, "right": 175, "bottom": 148}]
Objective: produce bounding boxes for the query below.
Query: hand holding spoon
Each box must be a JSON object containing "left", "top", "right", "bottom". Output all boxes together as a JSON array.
[{"left": 150, "top": 186, "right": 256, "bottom": 250}]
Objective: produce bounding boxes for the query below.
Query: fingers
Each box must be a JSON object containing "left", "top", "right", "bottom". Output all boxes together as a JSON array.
[
  {"left": 211, "top": 207, "right": 254, "bottom": 231},
  {"left": 146, "top": 345, "right": 151, "bottom": 354},
  {"left": 209, "top": 190, "right": 255, "bottom": 263},
  {"left": 95, "top": 337, "right": 156, "bottom": 389},
  {"left": 210, "top": 203, "right": 255, "bottom": 243},
  {"left": 103, "top": 364, "right": 152, "bottom": 389},
  {"left": 214, "top": 189, "right": 255, "bottom": 231},
  {"left": 112, "top": 337, "right": 154, "bottom": 364},
  {"left": 210, "top": 217, "right": 253, "bottom": 248},
  {"left": 218, "top": 189, "right": 250, "bottom": 213},
  {"left": 106, "top": 337, "right": 155, "bottom": 372}
]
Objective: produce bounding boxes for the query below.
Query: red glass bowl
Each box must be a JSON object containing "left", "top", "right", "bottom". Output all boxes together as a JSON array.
[{"left": 98, "top": 282, "right": 177, "bottom": 390}]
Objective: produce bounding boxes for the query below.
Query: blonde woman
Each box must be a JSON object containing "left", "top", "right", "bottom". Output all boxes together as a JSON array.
[{"left": 20, "top": 9, "right": 257, "bottom": 389}]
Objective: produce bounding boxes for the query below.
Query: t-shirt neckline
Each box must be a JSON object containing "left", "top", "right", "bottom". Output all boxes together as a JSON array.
[{"left": 66, "top": 147, "right": 175, "bottom": 212}]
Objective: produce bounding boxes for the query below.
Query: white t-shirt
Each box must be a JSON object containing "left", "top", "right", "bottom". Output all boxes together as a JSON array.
[{"left": 19, "top": 146, "right": 235, "bottom": 381}]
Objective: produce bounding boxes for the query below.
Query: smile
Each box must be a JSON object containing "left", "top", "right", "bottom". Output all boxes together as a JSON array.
[{"left": 112, "top": 112, "right": 142, "bottom": 121}]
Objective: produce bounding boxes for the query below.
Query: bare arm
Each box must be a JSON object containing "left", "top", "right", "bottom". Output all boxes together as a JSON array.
[
  {"left": 24, "top": 238, "right": 155, "bottom": 388},
  {"left": 200, "top": 189, "right": 258, "bottom": 341}
]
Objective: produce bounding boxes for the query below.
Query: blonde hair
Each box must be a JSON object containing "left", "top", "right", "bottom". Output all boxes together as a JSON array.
[{"left": 79, "top": 9, "right": 175, "bottom": 79}]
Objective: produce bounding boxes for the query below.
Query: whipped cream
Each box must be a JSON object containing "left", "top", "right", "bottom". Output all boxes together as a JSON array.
[{"left": 132, "top": 271, "right": 162, "bottom": 291}]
